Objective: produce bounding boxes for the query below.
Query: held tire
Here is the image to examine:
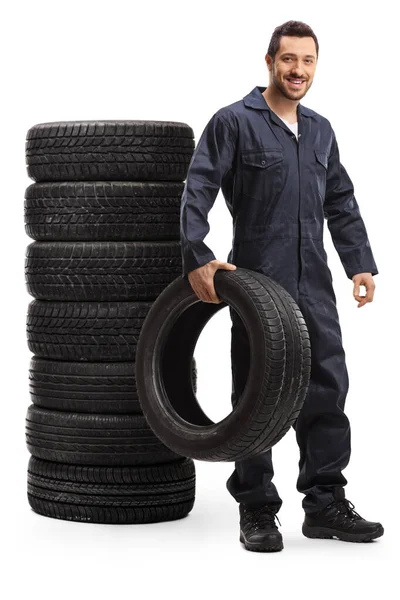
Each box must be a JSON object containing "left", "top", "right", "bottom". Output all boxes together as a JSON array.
[{"left": 135, "top": 267, "right": 311, "bottom": 462}]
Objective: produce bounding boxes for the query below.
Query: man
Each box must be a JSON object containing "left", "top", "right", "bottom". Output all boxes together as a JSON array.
[{"left": 179, "top": 20, "right": 384, "bottom": 552}]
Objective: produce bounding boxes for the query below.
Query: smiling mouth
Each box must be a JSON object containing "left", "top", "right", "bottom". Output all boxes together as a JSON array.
[{"left": 286, "top": 78, "right": 305, "bottom": 87}]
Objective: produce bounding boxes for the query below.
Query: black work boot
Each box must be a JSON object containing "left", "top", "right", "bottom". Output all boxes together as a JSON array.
[
  {"left": 239, "top": 503, "right": 283, "bottom": 552},
  {"left": 302, "top": 487, "right": 384, "bottom": 543}
]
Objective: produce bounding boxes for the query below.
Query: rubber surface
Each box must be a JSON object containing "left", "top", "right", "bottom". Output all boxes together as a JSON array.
[
  {"left": 135, "top": 267, "right": 311, "bottom": 461},
  {"left": 27, "top": 299, "right": 153, "bottom": 362},
  {"left": 28, "top": 356, "right": 197, "bottom": 414},
  {"left": 302, "top": 523, "right": 384, "bottom": 542},
  {"left": 25, "top": 240, "right": 183, "bottom": 301},
  {"left": 25, "top": 404, "right": 184, "bottom": 466},
  {"left": 27, "top": 455, "right": 195, "bottom": 524},
  {"left": 24, "top": 181, "right": 183, "bottom": 241},
  {"left": 239, "top": 531, "right": 284, "bottom": 552},
  {"left": 25, "top": 121, "right": 195, "bottom": 182}
]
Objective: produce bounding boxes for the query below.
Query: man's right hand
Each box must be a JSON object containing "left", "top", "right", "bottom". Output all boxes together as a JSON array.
[{"left": 187, "top": 259, "right": 237, "bottom": 303}]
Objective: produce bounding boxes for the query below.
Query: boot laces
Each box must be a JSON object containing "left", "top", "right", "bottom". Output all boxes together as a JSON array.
[
  {"left": 243, "top": 505, "right": 282, "bottom": 528},
  {"left": 329, "top": 498, "right": 363, "bottom": 523}
]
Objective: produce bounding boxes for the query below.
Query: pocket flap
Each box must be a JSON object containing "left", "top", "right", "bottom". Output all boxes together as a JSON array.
[
  {"left": 242, "top": 149, "right": 283, "bottom": 168},
  {"left": 314, "top": 150, "right": 329, "bottom": 169}
]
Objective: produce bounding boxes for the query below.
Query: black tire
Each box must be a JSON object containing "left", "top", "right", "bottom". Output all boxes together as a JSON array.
[
  {"left": 26, "top": 299, "right": 153, "bottom": 362},
  {"left": 27, "top": 455, "right": 195, "bottom": 524},
  {"left": 24, "top": 182, "right": 184, "bottom": 241},
  {"left": 25, "top": 404, "right": 184, "bottom": 466},
  {"left": 28, "top": 356, "right": 197, "bottom": 414},
  {"left": 25, "top": 121, "right": 194, "bottom": 182},
  {"left": 25, "top": 241, "right": 183, "bottom": 301},
  {"left": 135, "top": 267, "right": 311, "bottom": 462}
]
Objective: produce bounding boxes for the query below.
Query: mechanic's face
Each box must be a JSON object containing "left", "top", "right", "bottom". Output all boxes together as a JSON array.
[{"left": 267, "top": 36, "right": 317, "bottom": 101}]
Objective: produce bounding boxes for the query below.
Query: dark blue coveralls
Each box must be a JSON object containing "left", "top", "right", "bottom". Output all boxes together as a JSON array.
[{"left": 179, "top": 85, "right": 379, "bottom": 514}]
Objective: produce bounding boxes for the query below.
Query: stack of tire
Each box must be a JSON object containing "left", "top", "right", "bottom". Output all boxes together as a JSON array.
[{"left": 24, "top": 120, "right": 197, "bottom": 524}]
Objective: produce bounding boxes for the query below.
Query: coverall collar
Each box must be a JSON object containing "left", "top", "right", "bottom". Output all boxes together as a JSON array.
[{"left": 243, "top": 86, "right": 320, "bottom": 126}]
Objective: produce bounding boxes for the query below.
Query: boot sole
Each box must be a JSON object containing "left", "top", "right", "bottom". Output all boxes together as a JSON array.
[
  {"left": 239, "top": 531, "right": 284, "bottom": 552},
  {"left": 302, "top": 523, "right": 384, "bottom": 543}
]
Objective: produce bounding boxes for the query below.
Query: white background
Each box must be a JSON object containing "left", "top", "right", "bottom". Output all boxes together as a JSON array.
[{"left": 2, "top": 0, "right": 398, "bottom": 598}]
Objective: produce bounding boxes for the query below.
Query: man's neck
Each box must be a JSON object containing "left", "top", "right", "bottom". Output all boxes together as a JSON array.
[{"left": 262, "top": 86, "right": 299, "bottom": 124}]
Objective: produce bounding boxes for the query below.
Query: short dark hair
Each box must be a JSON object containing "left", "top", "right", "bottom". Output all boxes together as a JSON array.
[{"left": 267, "top": 20, "right": 319, "bottom": 61}]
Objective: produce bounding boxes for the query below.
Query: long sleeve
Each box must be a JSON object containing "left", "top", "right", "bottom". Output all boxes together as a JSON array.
[
  {"left": 324, "top": 129, "right": 379, "bottom": 280},
  {"left": 180, "top": 110, "right": 237, "bottom": 278}
]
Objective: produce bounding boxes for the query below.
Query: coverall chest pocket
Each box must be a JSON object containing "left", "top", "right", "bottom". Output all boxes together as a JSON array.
[
  {"left": 314, "top": 149, "right": 329, "bottom": 200},
  {"left": 241, "top": 148, "right": 284, "bottom": 202}
]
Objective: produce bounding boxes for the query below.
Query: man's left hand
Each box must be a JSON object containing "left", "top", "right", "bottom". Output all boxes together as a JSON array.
[{"left": 352, "top": 272, "right": 375, "bottom": 308}]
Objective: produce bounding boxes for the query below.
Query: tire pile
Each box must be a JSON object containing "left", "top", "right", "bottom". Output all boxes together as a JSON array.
[{"left": 24, "top": 120, "right": 198, "bottom": 524}]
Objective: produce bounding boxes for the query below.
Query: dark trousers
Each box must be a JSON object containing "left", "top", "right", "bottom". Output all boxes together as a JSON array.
[{"left": 226, "top": 295, "right": 351, "bottom": 515}]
